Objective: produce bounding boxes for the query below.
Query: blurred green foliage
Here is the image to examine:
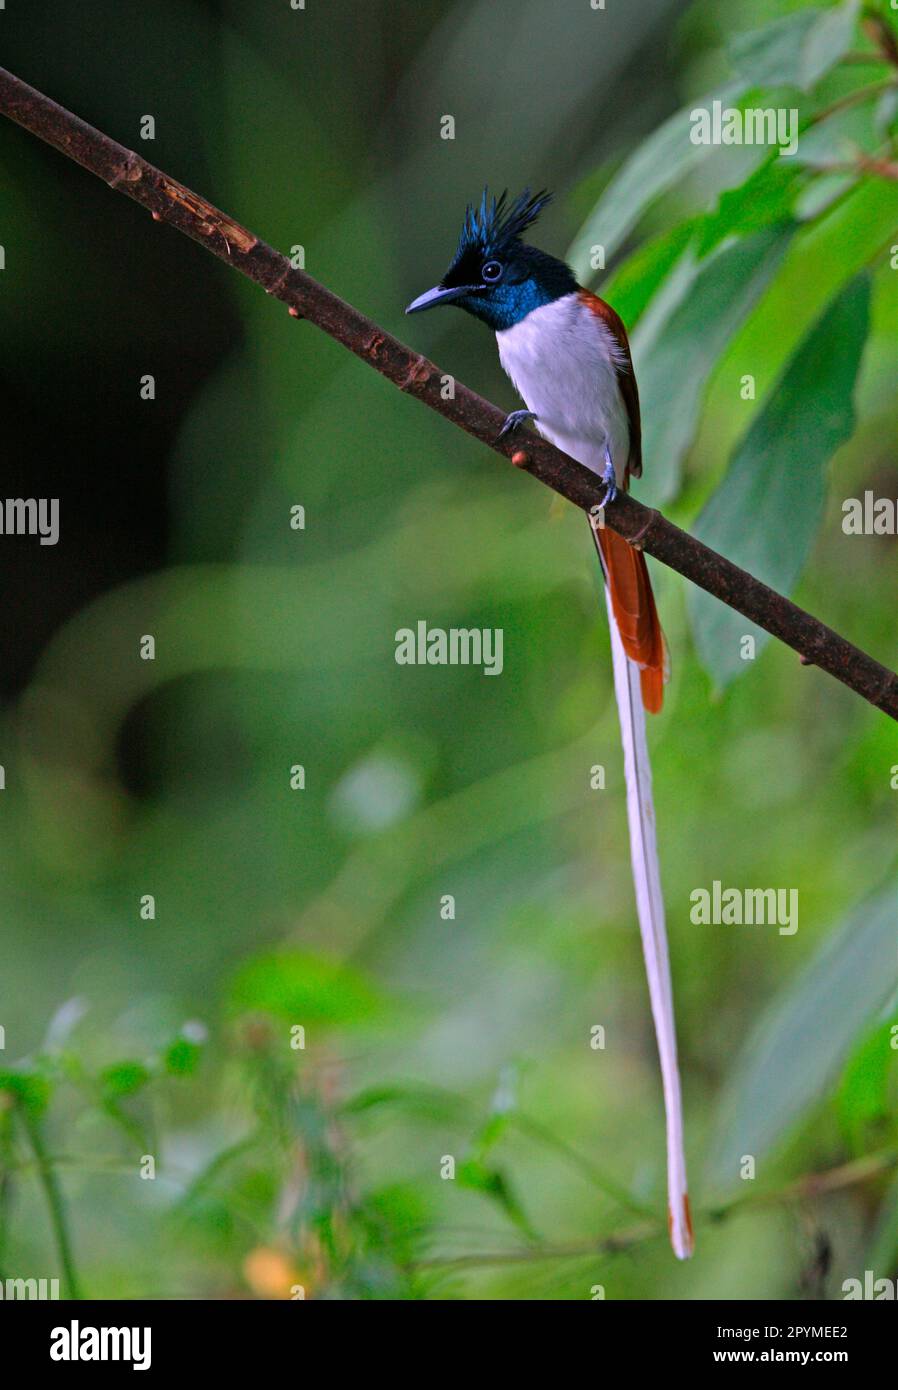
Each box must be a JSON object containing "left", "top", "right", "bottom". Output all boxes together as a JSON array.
[{"left": 0, "top": 0, "right": 896, "bottom": 1299}]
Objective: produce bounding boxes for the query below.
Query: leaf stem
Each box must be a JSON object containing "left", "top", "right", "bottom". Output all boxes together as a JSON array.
[
  {"left": 17, "top": 1107, "right": 82, "bottom": 1300},
  {"left": 861, "top": 8, "right": 898, "bottom": 70},
  {"left": 416, "top": 1150, "right": 898, "bottom": 1270},
  {"left": 809, "top": 76, "right": 896, "bottom": 129},
  {"left": 512, "top": 1113, "right": 656, "bottom": 1220}
]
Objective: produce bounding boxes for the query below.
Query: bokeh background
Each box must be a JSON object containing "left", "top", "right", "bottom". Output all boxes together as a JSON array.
[{"left": 0, "top": 0, "right": 895, "bottom": 1300}]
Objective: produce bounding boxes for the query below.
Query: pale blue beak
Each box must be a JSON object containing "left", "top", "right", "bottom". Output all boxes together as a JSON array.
[{"left": 405, "top": 283, "right": 479, "bottom": 314}]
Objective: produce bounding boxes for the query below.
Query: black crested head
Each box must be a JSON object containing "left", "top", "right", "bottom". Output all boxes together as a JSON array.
[
  {"left": 452, "top": 187, "right": 554, "bottom": 266},
  {"left": 406, "top": 187, "right": 577, "bottom": 331}
]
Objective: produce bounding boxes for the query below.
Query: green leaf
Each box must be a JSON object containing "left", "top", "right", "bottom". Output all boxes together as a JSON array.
[
  {"left": 598, "top": 221, "right": 698, "bottom": 327},
  {"left": 470, "top": 1110, "right": 513, "bottom": 1161},
  {"left": 164, "top": 1036, "right": 203, "bottom": 1077},
  {"left": 228, "top": 950, "right": 384, "bottom": 1028},
  {"left": 634, "top": 227, "right": 791, "bottom": 504},
  {"left": 793, "top": 171, "right": 855, "bottom": 221},
  {"left": 342, "top": 1084, "right": 468, "bottom": 1124},
  {"left": 728, "top": 2, "right": 860, "bottom": 92},
  {"left": 457, "top": 1157, "right": 537, "bottom": 1241},
  {"left": 699, "top": 175, "right": 898, "bottom": 466},
  {"left": 172, "top": 1133, "right": 260, "bottom": 1218},
  {"left": 874, "top": 85, "right": 898, "bottom": 138},
  {"left": 0, "top": 1070, "right": 51, "bottom": 1118},
  {"left": 697, "top": 157, "right": 803, "bottom": 258},
  {"left": 795, "top": 95, "right": 883, "bottom": 167},
  {"left": 709, "top": 881, "right": 898, "bottom": 1192},
  {"left": 836, "top": 1018, "right": 898, "bottom": 1155},
  {"left": 721, "top": 177, "right": 898, "bottom": 410},
  {"left": 568, "top": 82, "right": 747, "bottom": 274},
  {"left": 689, "top": 274, "right": 869, "bottom": 688},
  {"left": 357, "top": 1183, "right": 431, "bottom": 1267},
  {"left": 100, "top": 1061, "right": 151, "bottom": 1098}
]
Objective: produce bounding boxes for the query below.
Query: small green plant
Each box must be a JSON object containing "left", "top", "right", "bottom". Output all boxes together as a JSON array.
[{"left": 0, "top": 1010, "right": 206, "bottom": 1299}]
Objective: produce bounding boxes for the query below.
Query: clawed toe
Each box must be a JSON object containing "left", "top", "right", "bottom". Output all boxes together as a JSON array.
[
  {"left": 600, "top": 447, "right": 619, "bottom": 507},
  {"left": 497, "top": 409, "right": 538, "bottom": 442}
]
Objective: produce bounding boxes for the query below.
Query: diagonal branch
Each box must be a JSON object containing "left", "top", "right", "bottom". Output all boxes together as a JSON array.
[{"left": 1, "top": 65, "right": 896, "bottom": 719}]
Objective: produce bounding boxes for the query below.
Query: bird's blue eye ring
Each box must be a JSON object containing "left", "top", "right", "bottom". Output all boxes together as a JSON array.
[{"left": 481, "top": 260, "right": 503, "bottom": 283}]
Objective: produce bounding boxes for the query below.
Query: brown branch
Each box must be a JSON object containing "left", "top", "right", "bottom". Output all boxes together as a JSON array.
[
  {"left": 862, "top": 9, "right": 898, "bottom": 69},
  {"left": 812, "top": 152, "right": 898, "bottom": 182},
  {"left": 808, "top": 75, "right": 896, "bottom": 127},
  {"left": 1, "top": 65, "right": 896, "bottom": 719}
]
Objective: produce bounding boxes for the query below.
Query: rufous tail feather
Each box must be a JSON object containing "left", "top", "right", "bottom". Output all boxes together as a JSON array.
[{"left": 596, "top": 525, "right": 666, "bottom": 713}]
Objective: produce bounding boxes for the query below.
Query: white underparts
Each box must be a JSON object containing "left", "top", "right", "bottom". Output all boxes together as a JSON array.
[{"left": 496, "top": 293, "right": 632, "bottom": 486}]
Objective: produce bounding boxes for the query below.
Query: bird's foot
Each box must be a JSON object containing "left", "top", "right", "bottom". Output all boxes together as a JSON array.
[
  {"left": 496, "top": 409, "right": 538, "bottom": 442},
  {"left": 599, "top": 447, "right": 619, "bottom": 508}
]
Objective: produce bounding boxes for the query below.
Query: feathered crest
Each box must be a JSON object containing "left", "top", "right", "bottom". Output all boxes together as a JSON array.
[{"left": 454, "top": 187, "right": 552, "bottom": 261}]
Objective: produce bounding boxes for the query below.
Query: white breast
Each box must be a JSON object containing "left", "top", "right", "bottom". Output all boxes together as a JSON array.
[{"left": 496, "top": 292, "right": 631, "bottom": 484}]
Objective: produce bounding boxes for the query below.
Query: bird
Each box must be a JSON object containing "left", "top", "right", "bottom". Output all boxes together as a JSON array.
[{"left": 406, "top": 188, "right": 693, "bottom": 1260}]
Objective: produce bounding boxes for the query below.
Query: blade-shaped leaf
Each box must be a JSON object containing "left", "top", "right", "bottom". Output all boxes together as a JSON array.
[
  {"left": 568, "top": 82, "right": 746, "bottom": 274},
  {"left": 688, "top": 274, "right": 869, "bottom": 688},
  {"left": 598, "top": 221, "right": 698, "bottom": 328},
  {"left": 571, "top": 1, "right": 858, "bottom": 282},
  {"left": 836, "top": 1017, "right": 897, "bottom": 1155},
  {"left": 795, "top": 95, "right": 883, "bottom": 168},
  {"left": 457, "top": 1158, "right": 537, "bottom": 1241},
  {"left": 633, "top": 227, "right": 790, "bottom": 504},
  {"left": 699, "top": 177, "right": 898, "bottom": 471},
  {"left": 709, "top": 880, "right": 898, "bottom": 1193},
  {"left": 697, "top": 156, "right": 804, "bottom": 258},
  {"left": 875, "top": 85, "right": 898, "bottom": 139},
  {"left": 729, "top": 1, "right": 860, "bottom": 92}
]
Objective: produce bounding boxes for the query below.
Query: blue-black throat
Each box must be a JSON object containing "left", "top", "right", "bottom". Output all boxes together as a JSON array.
[{"left": 405, "top": 188, "right": 577, "bottom": 333}]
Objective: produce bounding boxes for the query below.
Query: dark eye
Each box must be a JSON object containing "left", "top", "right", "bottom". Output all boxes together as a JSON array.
[{"left": 481, "top": 260, "right": 503, "bottom": 283}]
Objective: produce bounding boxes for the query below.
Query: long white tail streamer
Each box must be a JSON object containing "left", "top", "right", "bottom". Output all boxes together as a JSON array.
[{"left": 593, "top": 521, "right": 693, "bottom": 1259}]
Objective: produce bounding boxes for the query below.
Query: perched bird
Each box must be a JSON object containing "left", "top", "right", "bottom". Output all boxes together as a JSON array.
[{"left": 407, "top": 189, "right": 693, "bottom": 1260}]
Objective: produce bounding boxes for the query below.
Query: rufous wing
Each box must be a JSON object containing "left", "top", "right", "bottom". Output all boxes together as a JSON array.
[
  {"left": 578, "top": 289, "right": 642, "bottom": 481},
  {"left": 580, "top": 289, "right": 664, "bottom": 709}
]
